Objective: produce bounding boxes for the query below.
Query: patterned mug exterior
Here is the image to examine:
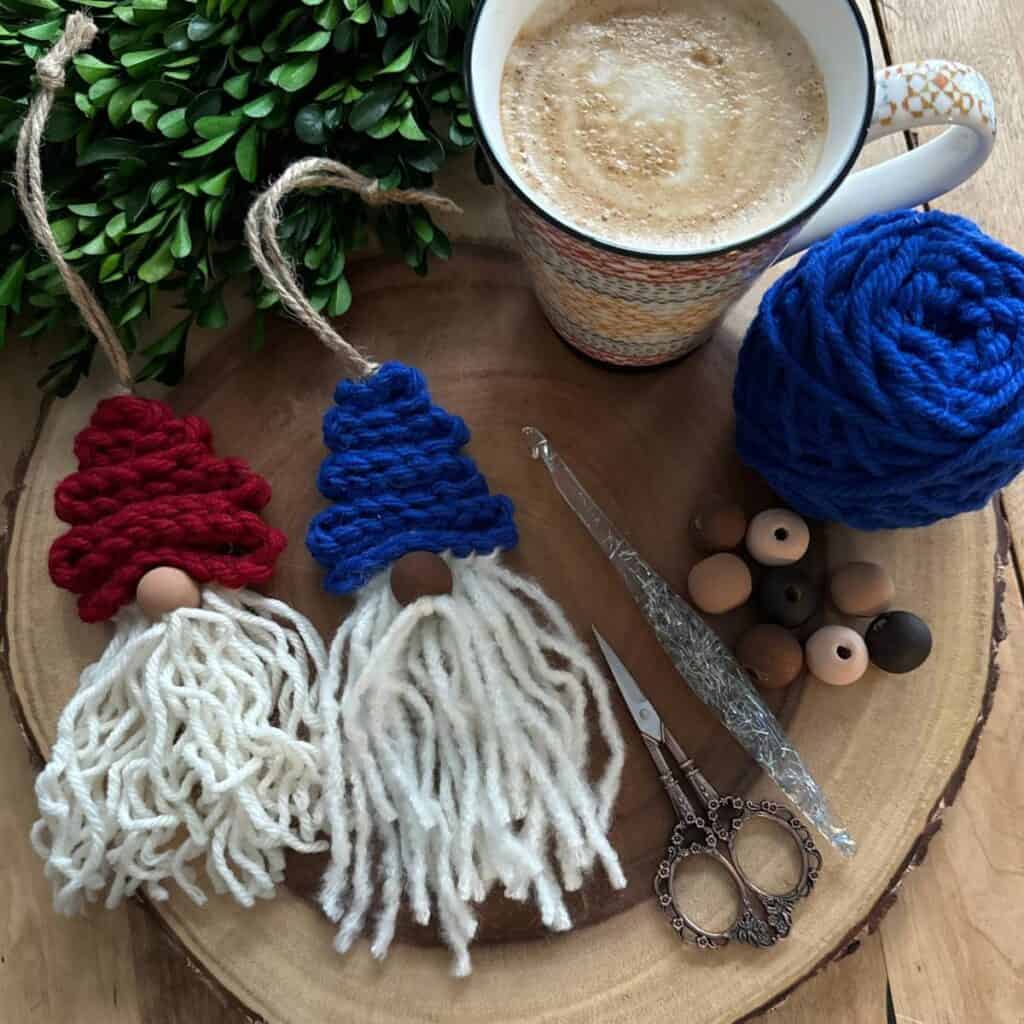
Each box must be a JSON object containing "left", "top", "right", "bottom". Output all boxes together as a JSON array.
[{"left": 486, "top": 60, "right": 996, "bottom": 367}]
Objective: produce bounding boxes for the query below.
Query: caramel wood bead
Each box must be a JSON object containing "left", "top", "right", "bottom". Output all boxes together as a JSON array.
[
  {"left": 136, "top": 567, "right": 201, "bottom": 620},
  {"left": 687, "top": 553, "right": 752, "bottom": 615},
  {"left": 746, "top": 508, "right": 810, "bottom": 567},
  {"left": 736, "top": 624, "right": 804, "bottom": 689},
  {"left": 805, "top": 625, "right": 869, "bottom": 686},
  {"left": 691, "top": 500, "right": 747, "bottom": 553},
  {"left": 390, "top": 551, "right": 454, "bottom": 607},
  {"left": 830, "top": 562, "right": 895, "bottom": 617}
]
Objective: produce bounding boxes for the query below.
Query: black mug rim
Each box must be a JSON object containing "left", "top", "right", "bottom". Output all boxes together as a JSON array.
[{"left": 464, "top": 0, "right": 877, "bottom": 264}]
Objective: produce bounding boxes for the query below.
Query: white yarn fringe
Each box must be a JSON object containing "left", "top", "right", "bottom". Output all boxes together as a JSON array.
[
  {"left": 32, "top": 587, "right": 327, "bottom": 915},
  {"left": 319, "top": 553, "right": 626, "bottom": 976}
]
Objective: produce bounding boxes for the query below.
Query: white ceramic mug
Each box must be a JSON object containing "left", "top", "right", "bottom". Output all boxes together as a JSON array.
[{"left": 466, "top": 0, "right": 997, "bottom": 366}]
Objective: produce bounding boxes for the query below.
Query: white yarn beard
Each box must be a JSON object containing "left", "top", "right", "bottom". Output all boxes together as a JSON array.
[
  {"left": 319, "top": 553, "right": 626, "bottom": 976},
  {"left": 32, "top": 587, "right": 327, "bottom": 915}
]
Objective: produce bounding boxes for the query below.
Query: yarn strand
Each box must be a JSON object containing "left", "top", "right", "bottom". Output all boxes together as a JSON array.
[
  {"left": 245, "top": 158, "right": 461, "bottom": 379},
  {"left": 15, "top": 13, "right": 133, "bottom": 392}
]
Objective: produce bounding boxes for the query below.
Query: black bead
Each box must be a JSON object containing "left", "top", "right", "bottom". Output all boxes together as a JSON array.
[
  {"left": 756, "top": 568, "right": 821, "bottom": 628},
  {"left": 865, "top": 611, "right": 932, "bottom": 674}
]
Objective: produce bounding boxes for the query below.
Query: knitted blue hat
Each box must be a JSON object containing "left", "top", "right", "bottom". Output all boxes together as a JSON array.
[{"left": 306, "top": 361, "right": 518, "bottom": 594}]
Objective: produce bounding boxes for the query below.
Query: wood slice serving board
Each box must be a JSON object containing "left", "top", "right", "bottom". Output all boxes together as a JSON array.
[{"left": 2, "top": 240, "right": 1004, "bottom": 1022}]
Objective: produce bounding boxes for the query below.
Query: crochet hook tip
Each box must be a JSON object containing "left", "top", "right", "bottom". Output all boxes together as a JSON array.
[{"left": 522, "top": 426, "right": 550, "bottom": 461}]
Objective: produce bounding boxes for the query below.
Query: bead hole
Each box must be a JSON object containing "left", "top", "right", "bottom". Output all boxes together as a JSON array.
[
  {"left": 774, "top": 527, "right": 789, "bottom": 542},
  {"left": 836, "top": 645, "right": 852, "bottom": 661},
  {"left": 784, "top": 585, "right": 801, "bottom": 603}
]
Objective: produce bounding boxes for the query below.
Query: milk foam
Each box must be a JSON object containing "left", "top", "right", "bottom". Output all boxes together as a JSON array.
[{"left": 500, "top": 0, "right": 828, "bottom": 251}]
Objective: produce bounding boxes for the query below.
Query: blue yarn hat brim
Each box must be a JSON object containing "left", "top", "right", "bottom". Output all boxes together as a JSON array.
[{"left": 307, "top": 362, "right": 519, "bottom": 594}]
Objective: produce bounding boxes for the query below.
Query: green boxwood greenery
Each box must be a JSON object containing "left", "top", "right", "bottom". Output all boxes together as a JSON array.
[{"left": 0, "top": 0, "right": 478, "bottom": 393}]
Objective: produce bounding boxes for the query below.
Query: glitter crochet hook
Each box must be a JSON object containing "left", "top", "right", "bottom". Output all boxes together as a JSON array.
[{"left": 523, "top": 427, "right": 856, "bottom": 857}]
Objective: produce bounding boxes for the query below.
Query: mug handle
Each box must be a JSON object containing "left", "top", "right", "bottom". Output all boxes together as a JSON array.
[{"left": 781, "top": 61, "right": 996, "bottom": 259}]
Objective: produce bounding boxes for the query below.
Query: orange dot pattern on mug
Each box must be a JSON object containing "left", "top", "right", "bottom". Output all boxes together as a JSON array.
[{"left": 874, "top": 60, "right": 995, "bottom": 130}]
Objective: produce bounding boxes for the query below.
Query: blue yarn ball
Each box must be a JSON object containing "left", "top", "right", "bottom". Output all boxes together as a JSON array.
[{"left": 734, "top": 210, "right": 1024, "bottom": 530}]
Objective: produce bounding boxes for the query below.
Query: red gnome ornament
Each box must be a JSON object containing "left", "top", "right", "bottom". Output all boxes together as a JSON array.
[{"left": 21, "top": 17, "right": 326, "bottom": 916}]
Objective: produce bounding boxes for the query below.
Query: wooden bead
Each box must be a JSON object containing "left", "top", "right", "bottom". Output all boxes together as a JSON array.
[
  {"left": 746, "top": 508, "right": 810, "bottom": 567},
  {"left": 756, "top": 568, "right": 821, "bottom": 628},
  {"left": 136, "top": 566, "right": 201, "bottom": 620},
  {"left": 805, "top": 626, "right": 869, "bottom": 686},
  {"left": 390, "top": 551, "right": 453, "bottom": 607},
  {"left": 866, "top": 611, "right": 932, "bottom": 674},
  {"left": 830, "top": 561, "right": 895, "bottom": 617},
  {"left": 687, "top": 553, "right": 752, "bottom": 615},
  {"left": 736, "top": 624, "right": 804, "bottom": 689},
  {"left": 691, "top": 501, "right": 747, "bottom": 552}
]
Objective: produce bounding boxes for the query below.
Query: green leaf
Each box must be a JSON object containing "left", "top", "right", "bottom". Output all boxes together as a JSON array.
[
  {"left": 98, "top": 253, "right": 121, "bottom": 281},
  {"left": 116, "top": 288, "right": 148, "bottom": 324},
  {"left": 350, "top": 2, "right": 371, "bottom": 24},
  {"left": 20, "top": 18, "right": 62, "bottom": 42},
  {"left": 52, "top": 218, "right": 78, "bottom": 247},
  {"left": 68, "top": 202, "right": 105, "bottom": 217},
  {"left": 237, "top": 45, "right": 263, "bottom": 61},
  {"left": 194, "top": 113, "right": 242, "bottom": 139},
  {"left": 242, "top": 93, "right": 277, "bottom": 118},
  {"left": 366, "top": 113, "right": 400, "bottom": 138},
  {"left": 120, "top": 49, "right": 168, "bottom": 75},
  {"left": 287, "top": 30, "right": 331, "bottom": 52},
  {"left": 80, "top": 232, "right": 109, "bottom": 256},
  {"left": 171, "top": 212, "right": 192, "bottom": 258},
  {"left": 88, "top": 77, "right": 121, "bottom": 104},
  {"left": 199, "top": 168, "right": 233, "bottom": 196},
  {"left": 105, "top": 212, "right": 127, "bottom": 240},
  {"left": 44, "top": 103, "right": 80, "bottom": 142},
  {"left": 78, "top": 138, "right": 137, "bottom": 165},
  {"left": 197, "top": 291, "right": 227, "bottom": 328},
  {"left": 74, "top": 93, "right": 96, "bottom": 118},
  {"left": 234, "top": 124, "right": 259, "bottom": 182},
  {"left": 187, "top": 16, "right": 219, "bottom": 41},
  {"left": 412, "top": 215, "right": 434, "bottom": 245},
  {"left": 125, "top": 211, "right": 167, "bottom": 236},
  {"left": 73, "top": 54, "right": 117, "bottom": 84},
  {"left": 314, "top": 0, "right": 342, "bottom": 29},
  {"left": 130, "top": 98, "right": 160, "bottom": 129},
  {"left": 274, "top": 56, "right": 318, "bottom": 92},
  {"left": 224, "top": 72, "right": 251, "bottom": 99},
  {"left": 326, "top": 275, "right": 352, "bottom": 316},
  {"left": 164, "top": 21, "right": 190, "bottom": 51},
  {"left": 379, "top": 41, "right": 414, "bottom": 74},
  {"left": 157, "top": 107, "right": 188, "bottom": 138},
  {"left": 332, "top": 19, "right": 358, "bottom": 51},
  {"left": 107, "top": 83, "right": 142, "bottom": 125},
  {"left": 182, "top": 132, "right": 235, "bottom": 157},
  {"left": 0, "top": 257, "right": 26, "bottom": 309},
  {"left": 398, "top": 111, "right": 427, "bottom": 141},
  {"left": 294, "top": 104, "right": 327, "bottom": 144},
  {"left": 138, "top": 241, "right": 174, "bottom": 283},
  {"left": 349, "top": 82, "right": 400, "bottom": 132}
]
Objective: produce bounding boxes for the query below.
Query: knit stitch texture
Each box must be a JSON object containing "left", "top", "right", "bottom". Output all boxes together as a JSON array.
[
  {"left": 307, "top": 362, "right": 518, "bottom": 594},
  {"left": 734, "top": 210, "right": 1024, "bottom": 529},
  {"left": 50, "top": 396, "right": 286, "bottom": 622}
]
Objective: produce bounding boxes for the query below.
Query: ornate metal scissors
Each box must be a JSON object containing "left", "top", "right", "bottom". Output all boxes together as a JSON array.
[{"left": 594, "top": 628, "right": 822, "bottom": 950}]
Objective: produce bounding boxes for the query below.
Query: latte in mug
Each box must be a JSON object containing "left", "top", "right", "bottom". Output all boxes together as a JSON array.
[{"left": 500, "top": 0, "right": 829, "bottom": 252}]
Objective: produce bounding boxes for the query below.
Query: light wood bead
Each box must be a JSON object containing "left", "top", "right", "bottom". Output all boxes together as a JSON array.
[
  {"left": 687, "top": 553, "right": 752, "bottom": 615},
  {"left": 746, "top": 508, "right": 810, "bottom": 566},
  {"left": 805, "top": 625, "right": 869, "bottom": 686},
  {"left": 136, "top": 567, "right": 201, "bottom": 620}
]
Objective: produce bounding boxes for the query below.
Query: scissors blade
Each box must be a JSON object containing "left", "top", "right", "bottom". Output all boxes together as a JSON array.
[{"left": 592, "top": 628, "right": 662, "bottom": 741}]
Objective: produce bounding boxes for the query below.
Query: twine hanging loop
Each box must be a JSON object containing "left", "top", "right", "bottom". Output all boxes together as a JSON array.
[{"left": 246, "top": 157, "right": 461, "bottom": 379}]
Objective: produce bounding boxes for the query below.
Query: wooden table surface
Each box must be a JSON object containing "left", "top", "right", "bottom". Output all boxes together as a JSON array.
[{"left": 2, "top": 1, "right": 1022, "bottom": 1021}]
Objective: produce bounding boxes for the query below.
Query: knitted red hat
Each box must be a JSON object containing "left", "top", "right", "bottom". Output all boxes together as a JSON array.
[{"left": 49, "top": 395, "right": 287, "bottom": 622}]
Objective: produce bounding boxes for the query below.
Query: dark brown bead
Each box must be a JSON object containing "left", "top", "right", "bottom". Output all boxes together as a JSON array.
[
  {"left": 865, "top": 611, "right": 932, "bottom": 674},
  {"left": 736, "top": 624, "right": 804, "bottom": 689},
  {"left": 691, "top": 500, "right": 747, "bottom": 552},
  {"left": 390, "top": 551, "right": 454, "bottom": 607},
  {"left": 757, "top": 567, "right": 821, "bottom": 628}
]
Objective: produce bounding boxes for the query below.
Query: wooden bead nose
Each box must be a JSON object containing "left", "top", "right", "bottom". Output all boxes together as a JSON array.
[
  {"left": 390, "top": 551, "right": 454, "bottom": 607},
  {"left": 135, "top": 567, "right": 201, "bottom": 620}
]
